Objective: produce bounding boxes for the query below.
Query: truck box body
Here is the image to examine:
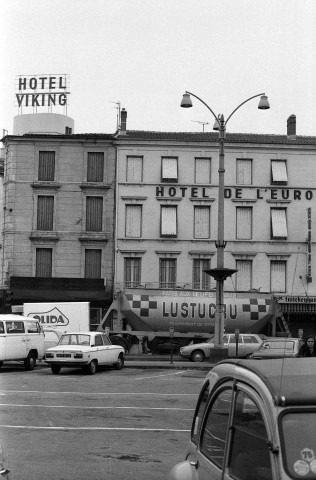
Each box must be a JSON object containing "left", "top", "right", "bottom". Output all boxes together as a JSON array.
[{"left": 23, "top": 302, "right": 90, "bottom": 333}]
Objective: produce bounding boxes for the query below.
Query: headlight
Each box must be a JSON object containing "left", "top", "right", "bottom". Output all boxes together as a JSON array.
[
  {"left": 74, "top": 353, "right": 83, "bottom": 359},
  {"left": 45, "top": 352, "right": 54, "bottom": 358}
]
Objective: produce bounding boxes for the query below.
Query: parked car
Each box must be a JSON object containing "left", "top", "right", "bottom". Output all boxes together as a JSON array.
[
  {"left": 0, "top": 315, "right": 44, "bottom": 370},
  {"left": 45, "top": 331, "right": 125, "bottom": 375},
  {"left": 250, "top": 337, "right": 302, "bottom": 359},
  {"left": 169, "top": 358, "right": 316, "bottom": 480},
  {"left": 179, "top": 333, "right": 264, "bottom": 362}
]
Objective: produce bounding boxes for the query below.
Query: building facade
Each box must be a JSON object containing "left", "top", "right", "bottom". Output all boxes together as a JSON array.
[
  {"left": 113, "top": 114, "right": 316, "bottom": 337},
  {"left": 1, "top": 132, "right": 116, "bottom": 327}
]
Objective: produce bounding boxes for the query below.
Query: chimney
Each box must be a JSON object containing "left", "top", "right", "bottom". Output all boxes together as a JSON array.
[
  {"left": 287, "top": 115, "right": 296, "bottom": 140},
  {"left": 120, "top": 108, "right": 127, "bottom": 135}
]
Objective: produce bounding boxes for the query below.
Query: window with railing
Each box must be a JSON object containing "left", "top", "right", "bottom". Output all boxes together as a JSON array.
[
  {"left": 159, "top": 259, "right": 176, "bottom": 288},
  {"left": 124, "top": 258, "right": 141, "bottom": 287}
]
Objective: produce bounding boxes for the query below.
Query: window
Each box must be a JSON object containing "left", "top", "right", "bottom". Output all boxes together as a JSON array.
[
  {"left": 36, "top": 248, "right": 52, "bottom": 277},
  {"left": 126, "top": 156, "right": 143, "bottom": 182},
  {"left": 271, "top": 208, "right": 287, "bottom": 239},
  {"left": 86, "top": 197, "right": 103, "bottom": 232},
  {"left": 26, "top": 321, "right": 41, "bottom": 333},
  {"left": 236, "top": 260, "right": 252, "bottom": 291},
  {"left": 193, "top": 259, "right": 210, "bottom": 290},
  {"left": 200, "top": 388, "right": 232, "bottom": 468},
  {"left": 271, "top": 160, "right": 287, "bottom": 184},
  {"left": 161, "top": 157, "right": 178, "bottom": 182},
  {"left": 236, "top": 207, "right": 252, "bottom": 240},
  {"left": 124, "top": 258, "right": 141, "bottom": 287},
  {"left": 195, "top": 158, "right": 211, "bottom": 184},
  {"left": 95, "top": 335, "right": 103, "bottom": 346},
  {"left": 159, "top": 259, "right": 176, "bottom": 288},
  {"left": 161, "top": 206, "right": 177, "bottom": 237},
  {"left": 37, "top": 196, "right": 54, "bottom": 230},
  {"left": 85, "top": 249, "right": 102, "bottom": 278},
  {"left": 125, "top": 205, "right": 142, "bottom": 238},
  {"left": 236, "top": 159, "right": 252, "bottom": 185},
  {"left": 271, "top": 261, "right": 286, "bottom": 292},
  {"left": 6, "top": 321, "right": 25, "bottom": 334},
  {"left": 229, "top": 391, "right": 272, "bottom": 479},
  {"left": 194, "top": 207, "right": 210, "bottom": 239},
  {"left": 87, "top": 153, "right": 104, "bottom": 182},
  {"left": 38, "top": 151, "right": 55, "bottom": 181}
]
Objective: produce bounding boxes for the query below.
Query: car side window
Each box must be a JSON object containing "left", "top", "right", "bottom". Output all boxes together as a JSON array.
[
  {"left": 243, "top": 336, "right": 259, "bottom": 343},
  {"left": 95, "top": 335, "right": 103, "bottom": 346},
  {"left": 6, "top": 321, "right": 25, "bottom": 334},
  {"left": 102, "top": 334, "right": 111, "bottom": 346},
  {"left": 0, "top": 322, "right": 4, "bottom": 333},
  {"left": 26, "top": 321, "right": 41, "bottom": 333},
  {"left": 229, "top": 390, "right": 272, "bottom": 480},
  {"left": 191, "top": 382, "right": 210, "bottom": 445},
  {"left": 200, "top": 387, "right": 232, "bottom": 468}
]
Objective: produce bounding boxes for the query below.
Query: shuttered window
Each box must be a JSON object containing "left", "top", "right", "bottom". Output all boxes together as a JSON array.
[
  {"left": 271, "top": 208, "right": 287, "bottom": 239},
  {"left": 127, "top": 156, "right": 143, "bottom": 182},
  {"left": 36, "top": 248, "right": 52, "bottom": 277},
  {"left": 193, "top": 259, "right": 210, "bottom": 290},
  {"left": 271, "top": 160, "right": 287, "bottom": 184},
  {"left": 37, "top": 196, "right": 54, "bottom": 230},
  {"left": 236, "top": 260, "right": 252, "bottom": 291},
  {"left": 86, "top": 197, "right": 103, "bottom": 232},
  {"left": 124, "top": 258, "right": 141, "bottom": 287},
  {"left": 271, "top": 261, "right": 286, "bottom": 292},
  {"left": 38, "top": 151, "right": 55, "bottom": 181},
  {"left": 161, "top": 206, "right": 177, "bottom": 237},
  {"left": 195, "top": 158, "right": 211, "bottom": 184},
  {"left": 236, "top": 207, "right": 252, "bottom": 239},
  {"left": 161, "top": 157, "right": 178, "bottom": 182},
  {"left": 85, "top": 249, "right": 102, "bottom": 278},
  {"left": 159, "top": 259, "right": 176, "bottom": 288},
  {"left": 236, "top": 159, "right": 252, "bottom": 185},
  {"left": 194, "top": 207, "right": 210, "bottom": 239},
  {"left": 87, "top": 153, "right": 104, "bottom": 182},
  {"left": 125, "top": 205, "right": 142, "bottom": 237}
]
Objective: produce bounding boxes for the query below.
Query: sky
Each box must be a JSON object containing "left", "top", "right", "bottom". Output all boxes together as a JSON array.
[{"left": 1, "top": 0, "right": 316, "bottom": 136}]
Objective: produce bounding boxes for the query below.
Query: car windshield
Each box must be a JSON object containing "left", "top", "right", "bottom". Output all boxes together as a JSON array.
[
  {"left": 58, "top": 334, "right": 90, "bottom": 346},
  {"left": 281, "top": 412, "right": 316, "bottom": 478}
]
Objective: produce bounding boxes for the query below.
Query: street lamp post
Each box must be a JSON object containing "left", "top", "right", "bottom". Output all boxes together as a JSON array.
[{"left": 181, "top": 91, "right": 270, "bottom": 348}]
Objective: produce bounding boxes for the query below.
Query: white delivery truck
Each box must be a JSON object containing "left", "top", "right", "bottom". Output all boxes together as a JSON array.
[{"left": 23, "top": 302, "right": 90, "bottom": 332}]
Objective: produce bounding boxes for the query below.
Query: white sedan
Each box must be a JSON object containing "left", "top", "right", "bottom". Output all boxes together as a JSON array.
[
  {"left": 45, "top": 331, "right": 125, "bottom": 375},
  {"left": 179, "top": 333, "right": 264, "bottom": 362}
]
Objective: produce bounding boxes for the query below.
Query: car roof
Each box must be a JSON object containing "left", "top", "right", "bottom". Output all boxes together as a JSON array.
[
  {"left": 215, "top": 358, "right": 316, "bottom": 406},
  {"left": 0, "top": 314, "right": 39, "bottom": 321}
]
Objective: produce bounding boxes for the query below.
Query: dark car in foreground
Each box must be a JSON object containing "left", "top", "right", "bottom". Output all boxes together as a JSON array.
[{"left": 169, "top": 358, "right": 316, "bottom": 479}]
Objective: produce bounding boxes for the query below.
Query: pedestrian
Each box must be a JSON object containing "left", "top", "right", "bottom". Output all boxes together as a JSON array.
[{"left": 298, "top": 336, "right": 316, "bottom": 357}]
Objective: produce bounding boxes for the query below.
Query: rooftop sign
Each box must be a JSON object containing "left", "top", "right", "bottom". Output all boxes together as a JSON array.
[{"left": 15, "top": 74, "right": 70, "bottom": 113}]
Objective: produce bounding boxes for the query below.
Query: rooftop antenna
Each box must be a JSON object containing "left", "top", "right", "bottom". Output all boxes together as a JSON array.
[
  {"left": 110, "top": 101, "right": 121, "bottom": 130},
  {"left": 191, "top": 120, "right": 210, "bottom": 132}
]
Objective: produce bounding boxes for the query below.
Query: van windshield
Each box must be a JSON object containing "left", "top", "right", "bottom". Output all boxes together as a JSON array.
[{"left": 281, "top": 412, "right": 316, "bottom": 478}]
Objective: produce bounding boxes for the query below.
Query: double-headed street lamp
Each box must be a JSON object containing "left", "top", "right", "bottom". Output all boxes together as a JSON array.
[{"left": 181, "top": 91, "right": 270, "bottom": 349}]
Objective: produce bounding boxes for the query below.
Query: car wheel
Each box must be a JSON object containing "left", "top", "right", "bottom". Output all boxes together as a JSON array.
[
  {"left": 190, "top": 350, "right": 205, "bottom": 362},
  {"left": 24, "top": 353, "right": 36, "bottom": 371},
  {"left": 51, "top": 365, "right": 61, "bottom": 374},
  {"left": 114, "top": 355, "right": 124, "bottom": 370},
  {"left": 86, "top": 360, "right": 97, "bottom": 375}
]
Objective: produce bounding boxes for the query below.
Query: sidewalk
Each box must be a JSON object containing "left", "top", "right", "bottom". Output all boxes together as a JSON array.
[{"left": 124, "top": 353, "right": 214, "bottom": 370}]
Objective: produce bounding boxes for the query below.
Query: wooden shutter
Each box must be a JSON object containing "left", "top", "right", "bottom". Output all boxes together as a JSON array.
[
  {"left": 236, "top": 260, "right": 252, "bottom": 291},
  {"left": 36, "top": 248, "right": 52, "bottom": 277},
  {"left": 125, "top": 205, "right": 142, "bottom": 237},
  {"left": 236, "top": 159, "right": 252, "bottom": 185},
  {"left": 236, "top": 208, "right": 252, "bottom": 239},
  {"left": 127, "top": 157, "right": 142, "bottom": 182},
  {"left": 194, "top": 207, "right": 210, "bottom": 238},
  {"left": 86, "top": 197, "right": 103, "bottom": 231},
  {"left": 38, "top": 151, "right": 55, "bottom": 181},
  {"left": 161, "top": 206, "right": 177, "bottom": 236},
  {"left": 271, "top": 261, "right": 286, "bottom": 292},
  {"left": 87, "top": 153, "right": 104, "bottom": 182},
  {"left": 271, "top": 209, "right": 287, "bottom": 238},
  {"left": 195, "top": 158, "right": 211, "bottom": 184},
  {"left": 37, "top": 196, "right": 54, "bottom": 230},
  {"left": 85, "top": 249, "right": 102, "bottom": 278}
]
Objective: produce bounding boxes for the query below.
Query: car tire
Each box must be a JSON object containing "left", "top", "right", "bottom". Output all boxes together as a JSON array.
[
  {"left": 190, "top": 350, "right": 205, "bottom": 362},
  {"left": 24, "top": 353, "right": 36, "bottom": 371},
  {"left": 51, "top": 365, "right": 61, "bottom": 374},
  {"left": 86, "top": 360, "right": 97, "bottom": 375},
  {"left": 114, "top": 355, "right": 124, "bottom": 370}
]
